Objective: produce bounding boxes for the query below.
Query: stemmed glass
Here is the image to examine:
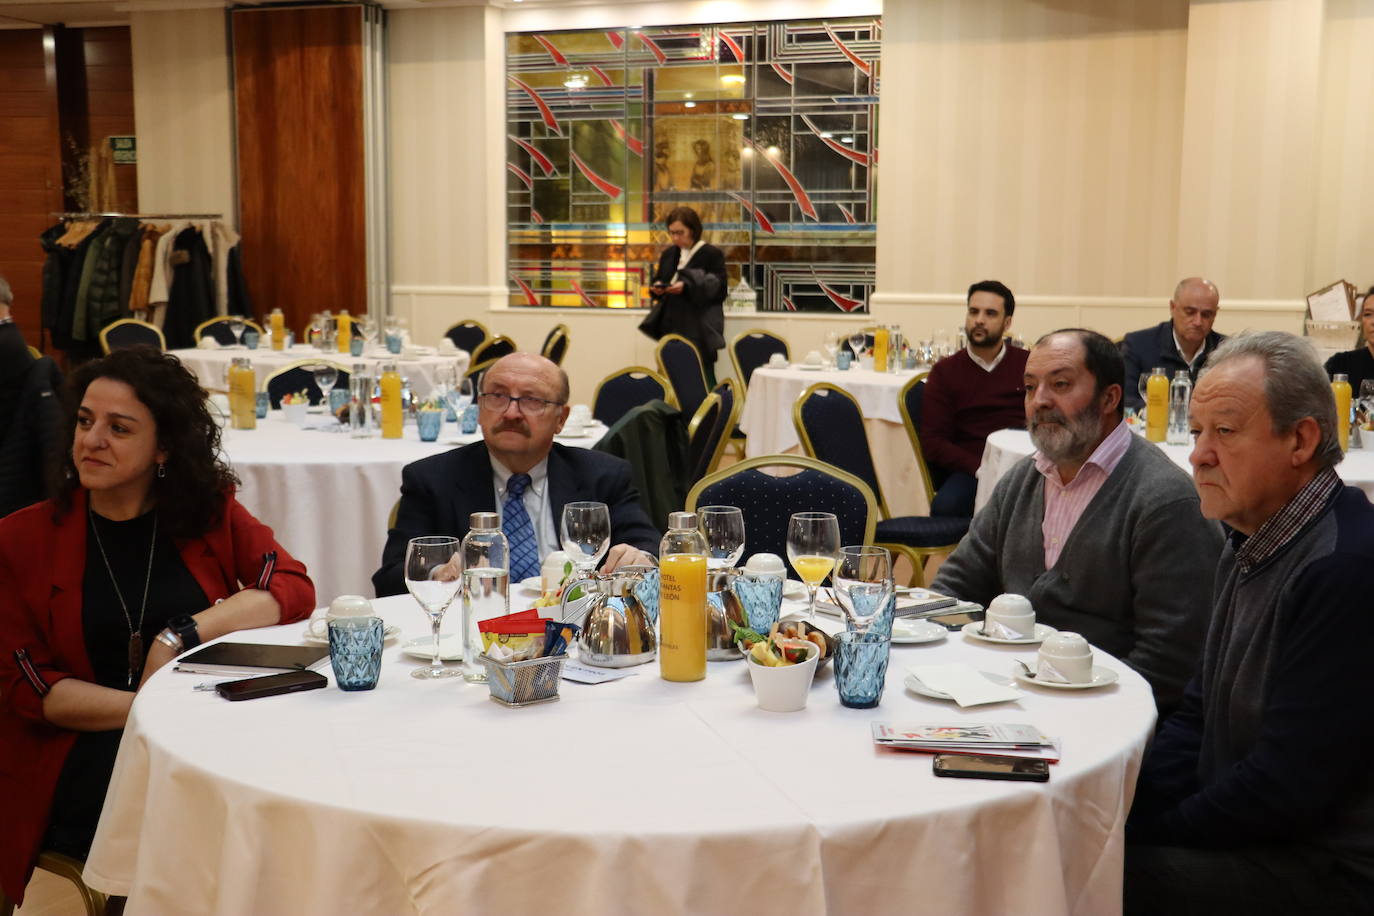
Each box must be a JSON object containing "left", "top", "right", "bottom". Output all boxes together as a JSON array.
[
  {"left": 833, "top": 545, "right": 895, "bottom": 635},
  {"left": 446, "top": 375, "right": 474, "bottom": 423},
  {"left": 823, "top": 332, "right": 840, "bottom": 367},
  {"left": 227, "top": 317, "right": 246, "bottom": 347},
  {"left": 848, "top": 330, "right": 866, "bottom": 363},
  {"left": 404, "top": 535, "right": 463, "bottom": 679},
  {"left": 312, "top": 364, "right": 338, "bottom": 410},
  {"left": 561, "top": 501, "right": 611, "bottom": 575},
  {"left": 359, "top": 315, "right": 379, "bottom": 351},
  {"left": 786, "top": 511, "right": 840, "bottom": 622},
  {"left": 1358, "top": 380, "right": 1374, "bottom": 429},
  {"left": 698, "top": 505, "right": 746, "bottom": 569}
]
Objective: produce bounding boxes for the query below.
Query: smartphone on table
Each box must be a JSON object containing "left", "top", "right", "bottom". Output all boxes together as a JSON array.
[
  {"left": 216, "top": 669, "right": 328, "bottom": 701},
  {"left": 932, "top": 754, "right": 1050, "bottom": 782},
  {"left": 926, "top": 610, "right": 986, "bottom": 631}
]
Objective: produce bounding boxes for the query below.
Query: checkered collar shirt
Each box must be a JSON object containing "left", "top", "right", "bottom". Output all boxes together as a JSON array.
[{"left": 1232, "top": 466, "right": 1342, "bottom": 575}]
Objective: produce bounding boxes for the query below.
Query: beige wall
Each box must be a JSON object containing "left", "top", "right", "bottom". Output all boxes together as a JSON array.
[
  {"left": 129, "top": 0, "right": 1374, "bottom": 403},
  {"left": 130, "top": 9, "right": 235, "bottom": 226}
]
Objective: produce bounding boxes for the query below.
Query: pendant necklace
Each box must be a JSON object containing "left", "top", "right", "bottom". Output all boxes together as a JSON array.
[{"left": 89, "top": 507, "right": 158, "bottom": 688}]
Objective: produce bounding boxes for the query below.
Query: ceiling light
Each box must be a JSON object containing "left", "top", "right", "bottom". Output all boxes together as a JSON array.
[
  {"left": 820, "top": 131, "right": 833, "bottom": 138},
  {"left": 684, "top": 101, "right": 696, "bottom": 108},
  {"left": 721, "top": 74, "right": 746, "bottom": 87},
  {"left": 564, "top": 74, "right": 588, "bottom": 90},
  {"left": 765, "top": 146, "right": 780, "bottom": 156},
  {"left": 840, "top": 136, "right": 854, "bottom": 143},
  {"left": 731, "top": 113, "right": 749, "bottom": 120}
]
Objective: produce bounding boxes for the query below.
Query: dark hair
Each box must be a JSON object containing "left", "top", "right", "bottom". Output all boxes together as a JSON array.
[
  {"left": 664, "top": 206, "right": 703, "bottom": 243},
  {"left": 1036, "top": 328, "right": 1125, "bottom": 418},
  {"left": 52, "top": 346, "right": 239, "bottom": 538},
  {"left": 966, "top": 279, "right": 1015, "bottom": 317}
]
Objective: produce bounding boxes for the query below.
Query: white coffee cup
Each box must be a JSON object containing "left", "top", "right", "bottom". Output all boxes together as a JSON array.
[
  {"left": 309, "top": 594, "right": 373, "bottom": 638},
  {"left": 568, "top": 403, "right": 592, "bottom": 428},
  {"left": 438, "top": 338, "right": 458, "bottom": 354},
  {"left": 985, "top": 593, "right": 1036, "bottom": 638},
  {"left": 767, "top": 352, "right": 787, "bottom": 367},
  {"left": 1037, "top": 631, "right": 1093, "bottom": 684},
  {"left": 804, "top": 350, "right": 824, "bottom": 366}
]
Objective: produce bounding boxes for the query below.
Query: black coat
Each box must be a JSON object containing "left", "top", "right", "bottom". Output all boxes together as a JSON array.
[
  {"left": 1121, "top": 320, "right": 1226, "bottom": 411},
  {"left": 0, "top": 355, "right": 63, "bottom": 519},
  {"left": 371, "top": 441, "right": 661, "bottom": 597},
  {"left": 642, "top": 243, "right": 727, "bottom": 354}
]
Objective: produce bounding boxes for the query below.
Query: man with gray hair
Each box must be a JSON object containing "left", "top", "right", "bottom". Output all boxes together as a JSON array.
[
  {"left": 1125, "top": 331, "right": 1374, "bottom": 914},
  {"left": 1121, "top": 277, "right": 1223, "bottom": 411}
]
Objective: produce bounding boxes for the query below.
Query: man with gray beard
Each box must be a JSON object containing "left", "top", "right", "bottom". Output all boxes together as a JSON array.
[{"left": 932, "top": 329, "right": 1223, "bottom": 711}]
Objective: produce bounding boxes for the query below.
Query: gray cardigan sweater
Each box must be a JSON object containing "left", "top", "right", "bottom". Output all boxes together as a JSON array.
[{"left": 932, "top": 433, "right": 1224, "bottom": 710}]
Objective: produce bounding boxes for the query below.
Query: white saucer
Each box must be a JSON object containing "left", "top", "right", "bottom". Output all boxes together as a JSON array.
[
  {"left": 797, "top": 364, "right": 825, "bottom": 371},
  {"left": 1013, "top": 665, "right": 1118, "bottom": 690},
  {"left": 402, "top": 634, "right": 463, "bottom": 661},
  {"left": 555, "top": 424, "right": 604, "bottom": 441},
  {"left": 890, "top": 618, "right": 948, "bottom": 644},
  {"left": 302, "top": 623, "right": 401, "bottom": 645},
  {"left": 962, "top": 622, "right": 1057, "bottom": 645},
  {"left": 904, "top": 670, "right": 1015, "bottom": 701}
]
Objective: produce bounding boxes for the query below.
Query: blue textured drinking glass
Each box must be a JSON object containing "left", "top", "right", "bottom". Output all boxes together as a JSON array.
[
  {"left": 243, "top": 329, "right": 259, "bottom": 349},
  {"left": 254, "top": 391, "right": 269, "bottom": 419},
  {"left": 329, "top": 388, "right": 351, "bottom": 414},
  {"left": 836, "top": 350, "right": 852, "bottom": 370},
  {"left": 385, "top": 332, "right": 403, "bottom": 354},
  {"left": 833, "top": 631, "right": 890, "bottom": 708},
  {"left": 329, "top": 616, "right": 384, "bottom": 691},
  {"left": 350, "top": 337, "right": 364, "bottom": 357},
  {"left": 417, "top": 410, "right": 442, "bottom": 442},
  {"left": 844, "top": 587, "right": 895, "bottom": 639},
  {"left": 731, "top": 573, "right": 783, "bottom": 634}
]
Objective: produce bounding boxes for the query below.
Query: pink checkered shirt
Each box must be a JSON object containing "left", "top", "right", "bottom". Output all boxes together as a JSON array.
[{"left": 1033, "top": 419, "right": 1134, "bottom": 568}]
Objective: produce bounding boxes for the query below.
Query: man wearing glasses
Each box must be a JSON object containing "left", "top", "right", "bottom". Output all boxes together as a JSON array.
[{"left": 372, "top": 353, "right": 660, "bottom": 597}]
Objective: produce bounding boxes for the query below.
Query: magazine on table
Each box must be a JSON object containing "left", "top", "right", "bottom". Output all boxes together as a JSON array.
[{"left": 872, "top": 722, "right": 1062, "bottom": 762}]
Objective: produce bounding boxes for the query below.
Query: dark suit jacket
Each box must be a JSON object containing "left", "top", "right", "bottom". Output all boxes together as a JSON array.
[
  {"left": 372, "top": 441, "right": 662, "bottom": 597},
  {"left": 646, "top": 243, "right": 727, "bottom": 354},
  {"left": 1121, "top": 320, "right": 1225, "bottom": 411}
]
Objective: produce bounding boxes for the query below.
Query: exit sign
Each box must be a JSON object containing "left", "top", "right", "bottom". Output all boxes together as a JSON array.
[{"left": 110, "top": 136, "right": 136, "bottom": 164}]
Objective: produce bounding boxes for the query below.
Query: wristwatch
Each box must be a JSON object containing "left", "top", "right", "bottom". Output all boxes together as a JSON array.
[{"left": 167, "top": 614, "right": 201, "bottom": 650}]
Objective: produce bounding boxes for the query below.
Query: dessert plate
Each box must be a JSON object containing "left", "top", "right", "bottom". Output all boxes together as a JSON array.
[
  {"left": 961, "top": 621, "right": 1056, "bottom": 645},
  {"left": 1012, "top": 665, "right": 1118, "bottom": 690}
]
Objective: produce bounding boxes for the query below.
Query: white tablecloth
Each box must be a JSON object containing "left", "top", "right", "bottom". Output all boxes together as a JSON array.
[
  {"left": 173, "top": 345, "right": 470, "bottom": 400},
  {"left": 738, "top": 365, "right": 932, "bottom": 516},
  {"left": 85, "top": 594, "right": 1156, "bottom": 916},
  {"left": 219, "top": 415, "right": 605, "bottom": 601},
  {"left": 976, "top": 428, "right": 1374, "bottom": 511}
]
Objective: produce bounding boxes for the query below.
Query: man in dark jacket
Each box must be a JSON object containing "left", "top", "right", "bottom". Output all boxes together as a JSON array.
[
  {"left": 0, "top": 277, "right": 62, "bottom": 518},
  {"left": 1122, "top": 277, "right": 1224, "bottom": 410}
]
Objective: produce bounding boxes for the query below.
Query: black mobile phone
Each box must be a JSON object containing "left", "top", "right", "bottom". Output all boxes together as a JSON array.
[
  {"left": 927, "top": 609, "right": 985, "bottom": 631},
  {"left": 932, "top": 754, "right": 1050, "bottom": 782},
  {"left": 216, "top": 669, "right": 328, "bottom": 701}
]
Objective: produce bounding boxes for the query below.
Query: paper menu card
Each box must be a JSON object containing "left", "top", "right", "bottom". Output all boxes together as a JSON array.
[{"left": 1307, "top": 281, "right": 1355, "bottom": 322}]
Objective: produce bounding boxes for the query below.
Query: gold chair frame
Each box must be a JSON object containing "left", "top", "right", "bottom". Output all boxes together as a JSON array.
[
  {"left": 727, "top": 327, "right": 789, "bottom": 394},
  {"left": 98, "top": 318, "right": 166, "bottom": 355},
  {"left": 592, "top": 365, "right": 674, "bottom": 413},
  {"left": 193, "top": 316, "right": 264, "bottom": 342},
  {"left": 654, "top": 333, "right": 708, "bottom": 411}
]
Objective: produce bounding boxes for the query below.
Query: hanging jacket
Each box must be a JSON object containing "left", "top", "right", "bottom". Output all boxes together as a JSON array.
[
  {"left": 77, "top": 217, "right": 141, "bottom": 340},
  {"left": 162, "top": 226, "right": 215, "bottom": 349}
]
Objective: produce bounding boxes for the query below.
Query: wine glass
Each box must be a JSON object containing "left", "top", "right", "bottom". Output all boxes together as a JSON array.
[
  {"left": 823, "top": 331, "right": 840, "bottom": 367},
  {"left": 786, "top": 511, "right": 840, "bottom": 622},
  {"left": 359, "top": 315, "right": 379, "bottom": 350},
  {"left": 833, "top": 545, "right": 895, "bottom": 635},
  {"left": 561, "top": 501, "right": 611, "bottom": 574},
  {"left": 227, "top": 317, "right": 246, "bottom": 347},
  {"left": 848, "top": 330, "right": 866, "bottom": 361},
  {"left": 1359, "top": 380, "right": 1374, "bottom": 427},
  {"left": 404, "top": 535, "right": 463, "bottom": 679},
  {"left": 312, "top": 364, "right": 338, "bottom": 409},
  {"left": 446, "top": 375, "right": 474, "bottom": 420},
  {"left": 698, "top": 505, "right": 745, "bottom": 569}
]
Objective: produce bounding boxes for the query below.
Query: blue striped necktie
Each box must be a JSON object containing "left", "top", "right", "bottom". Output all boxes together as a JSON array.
[{"left": 503, "top": 473, "right": 540, "bottom": 581}]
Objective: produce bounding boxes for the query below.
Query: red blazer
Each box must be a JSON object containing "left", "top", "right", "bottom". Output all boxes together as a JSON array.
[{"left": 0, "top": 489, "right": 315, "bottom": 904}]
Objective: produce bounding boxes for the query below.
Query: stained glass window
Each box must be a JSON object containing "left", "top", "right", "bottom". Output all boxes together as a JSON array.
[{"left": 506, "top": 17, "right": 879, "bottom": 313}]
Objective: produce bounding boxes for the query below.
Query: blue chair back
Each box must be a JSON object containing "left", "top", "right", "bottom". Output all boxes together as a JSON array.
[
  {"left": 99, "top": 319, "right": 165, "bottom": 354},
  {"left": 593, "top": 367, "right": 669, "bottom": 427},
  {"left": 898, "top": 372, "right": 938, "bottom": 504},
  {"left": 794, "top": 383, "right": 887, "bottom": 514},
  {"left": 472, "top": 335, "right": 516, "bottom": 365},
  {"left": 444, "top": 321, "right": 489, "bottom": 354},
  {"left": 656, "top": 334, "right": 708, "bottom": 420},
  {"left": 730, "top": 330, "right": 789, "bottom": 389},
  {"left": 687, "top": 456, "right": 877, "bottom": 574},
  {"left": 541, "top": 324, "right": 570, "bottom": 365}
]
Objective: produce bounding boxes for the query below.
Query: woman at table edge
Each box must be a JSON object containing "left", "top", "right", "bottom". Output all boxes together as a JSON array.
[{"left": 0, "top": 347, "right": 316, "bottom": 906}]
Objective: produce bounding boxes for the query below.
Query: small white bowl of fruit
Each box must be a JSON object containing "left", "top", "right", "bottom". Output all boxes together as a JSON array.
[{"left": 741, "top": 628, "right": 824, "bottom": 712}]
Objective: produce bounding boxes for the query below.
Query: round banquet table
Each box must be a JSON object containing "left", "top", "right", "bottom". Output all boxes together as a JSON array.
[
  {"left": 737, "top": 364, "right": 931, "bottom": 516},
  {"left": 219, "top": 414, "right": 607, "bottom": 600},
  {"left": 172, "top": 343, "right": 470, "bottom": 401},
  {"left": 83, "top": 593, "right": 1156, "bottom": 916},
  {"left": 976, "top": 427, "right": 1374, "bottom": 512}
]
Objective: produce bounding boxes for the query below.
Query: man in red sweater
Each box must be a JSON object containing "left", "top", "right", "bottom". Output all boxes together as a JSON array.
[{"left": 919, "top": 280, "right": 1028, "bottom": 516}]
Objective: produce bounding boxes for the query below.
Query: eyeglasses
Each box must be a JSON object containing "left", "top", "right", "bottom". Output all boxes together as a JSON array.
[{"left": 476, "top": 392, "right": 564, "bottom": 416}]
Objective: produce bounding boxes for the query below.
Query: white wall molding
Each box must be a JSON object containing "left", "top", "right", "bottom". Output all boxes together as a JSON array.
[{"left": 871, "top": 291, "right": 1306, "bottom": 313}]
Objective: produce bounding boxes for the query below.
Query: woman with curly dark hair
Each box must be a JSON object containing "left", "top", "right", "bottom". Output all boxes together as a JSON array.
[{"left": 0, "top": 346, "right": 315, "bottom": 907}]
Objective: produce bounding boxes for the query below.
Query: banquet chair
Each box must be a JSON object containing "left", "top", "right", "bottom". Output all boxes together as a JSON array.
[
  {"left": 444, "top": 319, "right": 490, "bottom": 355},
  {"left": 263, "top": 359, "right": 351, "bottom": 408},
  {"left": 98, "top": 318, "right": 165, "bottom": 354},
  {"left": 896, "top": 372, "right": 945, "bottom": 509},
  {"left": 471, "top": 335, "right": 516, "bottom": 366},
  {"left": 656, "top": 334, "right": 709, "bottom": 422},
  {"left": 27, "top": 345, "right": 41, "bottom": 359},
  {"left": 540, "top": 323, "right": 570, "bottom": 365},
  {"left": 686, "top": 379, "right": 740, "bottom": 483},
  {"left": 794, "top": 382, "right": 969, "bottom": 586},
  {"left": 194, "top": 316, "right": 265, "bottom": 346},
  {"left": 687, "top": 455, "right": 877, "bottom": 564},
  {"left": 592, "top": 366, "right": 671, "bottom": 427},
  {"left": 729, "top": 329, "right": 790, "bottom": 392},
  {"left": 0, "top": 849, "right": 107, "bottom": 916}
]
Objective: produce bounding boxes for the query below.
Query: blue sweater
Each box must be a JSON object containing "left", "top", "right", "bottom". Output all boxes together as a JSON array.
[{"left": 1130, "top": 486, "right": 1374, "bottom": 882}]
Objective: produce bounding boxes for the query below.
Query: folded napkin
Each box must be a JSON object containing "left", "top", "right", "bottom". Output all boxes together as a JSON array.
[
  {"left": 1035, "top": 659, "right": 1074, "bottom": 684},
  {"left": 981, "top": 617, "right": 1029, "bottom": 640},
  {"left": 908, "top": 663, "right": 1020, "bottom": 707}
]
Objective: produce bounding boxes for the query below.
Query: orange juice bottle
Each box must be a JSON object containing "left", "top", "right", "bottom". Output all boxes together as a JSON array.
[
  {"left": 1333, "top": 373, "right": 1352, "bottom": 452},
  {"left": 1145, "top": 367, "right": 1168, "bottom": 443},
  {"left": 659, "top": 511, "right": 708, "bottom": 682},
  {"left": 269, "top": 308, "right": 285, "bottom": 351},
  {"left": 337, "top": 309, "right": 352, "bottom": 353},
  {"left": 228, "top": 357, "right": 256, "bottom": 430},
  {"left": 380, "top": 361, "right": 403, "bottom": 439}
]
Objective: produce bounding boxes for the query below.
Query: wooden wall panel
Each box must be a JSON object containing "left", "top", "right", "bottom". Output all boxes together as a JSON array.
[
  {"left": 233, "top": 7, "right": 366, "bottom": 332},
  {"left": 81, "top": 27, "right": 138, "bottom": 214},
  {"left": 0, "top": 29, "right": 63, "bottom": 349}
]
